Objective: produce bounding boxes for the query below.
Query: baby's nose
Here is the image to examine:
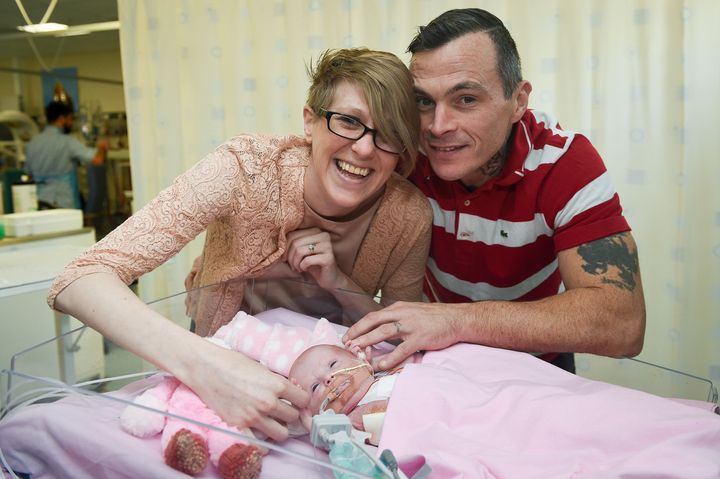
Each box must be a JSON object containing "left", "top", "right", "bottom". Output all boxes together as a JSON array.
[{"left": 323, "top": 374, "right": 334, "bottom": 386}]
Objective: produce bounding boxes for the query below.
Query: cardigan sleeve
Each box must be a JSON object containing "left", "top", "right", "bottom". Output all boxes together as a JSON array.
[{"left": 46, "top": 138, "right": 253, "bottom": 310}]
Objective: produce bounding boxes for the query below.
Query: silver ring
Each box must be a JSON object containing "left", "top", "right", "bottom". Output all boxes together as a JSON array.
[
  {"left": 307, "top": 243, "right": 316, "bottom": 253},
  {"left": 394, "top": 321, "right": 401, "bottom": 335}
]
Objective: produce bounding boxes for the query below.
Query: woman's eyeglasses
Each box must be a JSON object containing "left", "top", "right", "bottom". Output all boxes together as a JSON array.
[{"left": 318, "top": 108, "right": 404, "bottom": 155}]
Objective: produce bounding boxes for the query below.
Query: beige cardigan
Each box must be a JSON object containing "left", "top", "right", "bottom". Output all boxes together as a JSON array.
[{"left": 48, "top": 134, "right": 432, "bottom": 336}]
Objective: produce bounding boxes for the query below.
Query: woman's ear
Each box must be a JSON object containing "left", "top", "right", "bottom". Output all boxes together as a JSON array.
[{"left": 303, "top": 105, "right": 315, "bottom": 144}]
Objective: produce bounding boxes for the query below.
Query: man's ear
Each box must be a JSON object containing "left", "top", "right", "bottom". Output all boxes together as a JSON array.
[
  {"left": 302, "top": 105, "right": 315, "bottom": 144},
  {"left": 511, "top": 80, "right": 532, "bottom": 123}
]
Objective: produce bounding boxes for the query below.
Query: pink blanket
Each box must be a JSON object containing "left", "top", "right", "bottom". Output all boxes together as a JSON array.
[
  {"left": 0, "top": 308, "right": 344, "bottom": 479},
  {"left": 2, "top": 309, "right": 719, "bottom": 478},
  {"left": 0, "top": 377, "right": 327, "bottom": 479},
  {"left": 380, "top": 343, "right": 720, "bottom": 479}
]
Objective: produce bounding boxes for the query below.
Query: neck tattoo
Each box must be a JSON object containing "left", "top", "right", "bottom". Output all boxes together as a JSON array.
[{"left": 479, "top": 148, "right": 505, "bottom": 178}]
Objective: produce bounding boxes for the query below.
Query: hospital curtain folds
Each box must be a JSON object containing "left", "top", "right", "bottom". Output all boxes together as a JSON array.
[{"left": 118, "top": 0, "right": 720, "bottom": 393}]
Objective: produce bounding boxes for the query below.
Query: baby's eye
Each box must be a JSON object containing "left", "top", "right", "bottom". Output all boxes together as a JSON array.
[
  {"left": 311, "top": 383, "right": 319, "bottom": 393},
  {"left": 329, "top": 360, "right": 337, "bottom": 369}
]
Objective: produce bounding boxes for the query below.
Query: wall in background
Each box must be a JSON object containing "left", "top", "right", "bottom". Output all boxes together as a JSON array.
[
  {"left": 0, "top": 49, "right": 124, "bottom": 121},
  {"left": 118, "top": 0, "right": 720, "bottom": 398}
]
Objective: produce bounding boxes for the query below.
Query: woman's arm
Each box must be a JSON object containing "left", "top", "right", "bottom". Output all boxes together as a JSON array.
[
  {"left": 56, "top": 272, "right": 307, "bottom": 441},
  {"left": 49, "top": 139, "right": 311, "bottom": 438}
]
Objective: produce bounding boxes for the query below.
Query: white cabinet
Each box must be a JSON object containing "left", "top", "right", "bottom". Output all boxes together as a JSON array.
[{"left": 0, "top": 228, "right": 104, "bottom": 404}]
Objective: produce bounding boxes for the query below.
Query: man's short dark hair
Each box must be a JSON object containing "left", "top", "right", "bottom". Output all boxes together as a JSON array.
[
  {"left": 407, "top": 8, "right": 522, "bottom": 99},
  {"left": 45, "top": 100, "right": 74, "bottom": 123}
]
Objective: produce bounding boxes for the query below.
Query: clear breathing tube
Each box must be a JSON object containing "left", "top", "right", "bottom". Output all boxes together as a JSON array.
[{"left": 319, "top": 360, "right": 374, "bottom": 414}]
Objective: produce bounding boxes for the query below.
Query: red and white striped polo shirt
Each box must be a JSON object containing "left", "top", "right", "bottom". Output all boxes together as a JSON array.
[{"left": 410, "top": 109, "right": 630, "bottom": 305}]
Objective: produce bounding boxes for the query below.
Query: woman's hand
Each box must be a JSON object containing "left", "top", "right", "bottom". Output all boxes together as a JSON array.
[
  {"left": 55, "top": 273, "right": 310, "bottom": 442},
  {"left": 284, "top": 227, "right": 347, "bottom": 290},
  {"left": 284, "top": 227, "right": 381, "bottom": 321},
  {"left": 190, "top": 343, "right": 309, "bottom": 442}
]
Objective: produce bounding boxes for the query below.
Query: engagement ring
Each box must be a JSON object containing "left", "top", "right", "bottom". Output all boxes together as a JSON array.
[{"left": 308, "top": 243, "right": 316, "bottom": 253}]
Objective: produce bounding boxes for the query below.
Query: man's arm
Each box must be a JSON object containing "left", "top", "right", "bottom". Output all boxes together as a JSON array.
[
  {"left": 90, "top": 138, "right": 109, "bottom": 166},
  {"left": 343, "top": 231, "right": 646, "bottom": 370}
]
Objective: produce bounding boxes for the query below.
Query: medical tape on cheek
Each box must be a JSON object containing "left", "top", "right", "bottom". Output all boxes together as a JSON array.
[
  {"left": 318, "top": 361, "right": 373, "bottom": 413},
  {"left": 331, "top": 362, "right": 373, "bottom": 377}
]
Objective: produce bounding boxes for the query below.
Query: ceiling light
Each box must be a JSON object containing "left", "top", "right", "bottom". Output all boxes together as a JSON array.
[
  {"left": 17, "top": 22, "right": 68, "bottom": 34},
  {"left": 56, "top": 29, "right": 91, "bottom": 37}
]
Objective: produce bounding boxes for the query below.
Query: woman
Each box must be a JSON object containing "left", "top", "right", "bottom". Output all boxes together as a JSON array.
[{"left": 48, "top": 48, "right": 431, "bottom": 443}]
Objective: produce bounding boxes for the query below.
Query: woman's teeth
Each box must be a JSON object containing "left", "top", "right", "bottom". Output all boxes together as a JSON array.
[{"left": 337, "top": 159, "right": 370, "bottom": 177}]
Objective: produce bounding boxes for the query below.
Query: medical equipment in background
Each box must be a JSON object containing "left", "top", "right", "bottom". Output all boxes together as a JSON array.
[
  {"left": 311, "top": 411, "right": 431, "bottom": 479},
  {"left": 10, "top": 174, "right": 37, "bottom": 213},
  {"left": 0, "top": 111, "right": 39, "bottom": 214},
  {"left": 0, "top": 110, "right": 38, "bottom": 170}
]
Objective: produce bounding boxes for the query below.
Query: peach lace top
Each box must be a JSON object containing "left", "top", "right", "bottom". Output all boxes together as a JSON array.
[{"left": 48, "top": 134, "right": 432, "bottom": 336}]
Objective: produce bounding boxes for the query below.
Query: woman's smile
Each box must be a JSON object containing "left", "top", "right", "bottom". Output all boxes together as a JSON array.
[{"left": 335, "top": 159, "right": 371, "bottom": 178}]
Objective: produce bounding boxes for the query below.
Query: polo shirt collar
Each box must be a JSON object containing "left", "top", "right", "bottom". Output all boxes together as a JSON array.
[{"left": 490, "top": 118, "right": 531, "bottom": 189}]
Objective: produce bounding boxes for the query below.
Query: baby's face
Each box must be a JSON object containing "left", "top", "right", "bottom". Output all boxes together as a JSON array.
[{"left": 289, "top": 345, "right": 372, "bottom": 415}]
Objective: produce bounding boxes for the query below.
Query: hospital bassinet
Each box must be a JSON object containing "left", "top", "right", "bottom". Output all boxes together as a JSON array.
[{"left": 1, "top": 277, "right": 718, "bottom": 479}]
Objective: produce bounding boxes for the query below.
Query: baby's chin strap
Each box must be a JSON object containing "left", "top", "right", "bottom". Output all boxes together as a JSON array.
[{"left": 319, "top": 361, "right": 374, "bottom": 413}]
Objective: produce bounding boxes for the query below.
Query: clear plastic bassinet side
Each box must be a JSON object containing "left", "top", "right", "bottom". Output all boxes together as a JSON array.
[
  {"left": 1, "top": 276, "right": 718, "bottom": 479},
  {"left": 0, "top": 277, "right": 395, "bottom": 479}
]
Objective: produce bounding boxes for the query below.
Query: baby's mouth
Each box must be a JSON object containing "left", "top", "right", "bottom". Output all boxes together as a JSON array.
[{"left": 329, "top": 378, "right": 351, "bottom": 400}]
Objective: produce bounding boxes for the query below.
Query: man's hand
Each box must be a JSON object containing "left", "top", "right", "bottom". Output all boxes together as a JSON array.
[
  {"left": 343, "top": 301, "right": 462, "bottom": 371},
  {"left": 91, "top": 138, "right": 109, "bottom": 166}
]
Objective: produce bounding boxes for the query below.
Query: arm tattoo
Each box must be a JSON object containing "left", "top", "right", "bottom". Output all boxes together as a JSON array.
[{"left": 577, "top": 233, "right": 639, "bottom": 291}]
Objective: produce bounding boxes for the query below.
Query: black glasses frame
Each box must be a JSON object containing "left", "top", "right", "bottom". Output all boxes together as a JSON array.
[{"left": 318, "top": 108, "right": 404, "bottom": 155}]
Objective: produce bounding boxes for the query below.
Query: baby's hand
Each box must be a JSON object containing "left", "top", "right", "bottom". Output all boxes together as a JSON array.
[{"left": 345, "top": 341, "right": 372, "bottom": 362}]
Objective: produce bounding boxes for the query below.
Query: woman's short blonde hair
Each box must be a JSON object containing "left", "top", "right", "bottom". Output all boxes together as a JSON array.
[{"left": 306, "top": 48, "right": 419, "bottom": 177}]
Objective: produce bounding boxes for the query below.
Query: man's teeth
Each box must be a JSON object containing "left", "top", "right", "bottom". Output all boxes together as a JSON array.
[
  {"left": 434, "top": 146, "right": 459, "bottom": 152},
  {"left": 337, "top": 159, "right": 370, "bottom": 177}
]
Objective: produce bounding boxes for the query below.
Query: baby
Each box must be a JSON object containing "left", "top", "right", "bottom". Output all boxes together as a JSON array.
[{"left": 288, "top": 344, "right": 420, "bottom": 445}]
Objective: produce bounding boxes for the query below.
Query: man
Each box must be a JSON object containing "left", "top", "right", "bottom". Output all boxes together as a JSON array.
[
  {"left": 25, "top": 100, "right": 108, "bottom": 209},
  {"left": 344, "top": 8, "right": 646, "bottom": 373}
]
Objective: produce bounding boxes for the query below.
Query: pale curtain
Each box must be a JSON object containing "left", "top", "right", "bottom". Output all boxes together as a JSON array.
[{"left": 118, "top": 0, "right": 719, "bottom": 395}]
